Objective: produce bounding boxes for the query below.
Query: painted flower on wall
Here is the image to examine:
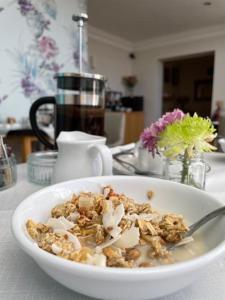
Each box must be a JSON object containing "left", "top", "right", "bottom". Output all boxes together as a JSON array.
[
  {"left": 66, "top": 26, "right": 89, "bottom": 72},
  {"left": 18, "top": 0, "right": 51, "bottom": 38},
  {"left": 38, "top": 36, "right": 58, "bottom": 59},
  {"left": 10, "top": 0, "right": 62, "bottom": 101},
  {"left": 0, "top": 0, "right": 87, "bottom": 115}
]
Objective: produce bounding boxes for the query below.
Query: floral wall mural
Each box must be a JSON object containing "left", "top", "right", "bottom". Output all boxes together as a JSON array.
[{"left": 0, "top": 0, "right": 87, "bottom": 121}]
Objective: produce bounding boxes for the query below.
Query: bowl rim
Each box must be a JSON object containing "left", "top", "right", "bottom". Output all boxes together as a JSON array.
[{"left": 12, "top": 175, "right": 225, "bottom": 280}]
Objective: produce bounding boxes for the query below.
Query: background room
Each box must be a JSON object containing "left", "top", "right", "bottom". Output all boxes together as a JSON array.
[{"left": 1, "top": 0, "right": 225, "bottom": 161}]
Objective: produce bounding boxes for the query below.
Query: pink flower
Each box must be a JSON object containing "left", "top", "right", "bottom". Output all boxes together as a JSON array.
[
  {"left": 140, "top": 109, "right": 185, "bottom": 156},
  {"left": 38, "top": 36, "right": 58, "bottom": 59}
]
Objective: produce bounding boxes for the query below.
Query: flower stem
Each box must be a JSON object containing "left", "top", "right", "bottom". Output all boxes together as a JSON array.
[{"left": 181, "top": 151, "right": 189, "bottom": 184}]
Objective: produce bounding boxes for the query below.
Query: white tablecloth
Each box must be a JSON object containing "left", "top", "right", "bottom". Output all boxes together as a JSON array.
[{"left": 1, "top": 162, "right": 225, "bottom": 300}]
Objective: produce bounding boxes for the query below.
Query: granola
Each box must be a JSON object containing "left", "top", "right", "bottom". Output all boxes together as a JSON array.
[{"left": 26, "top": 186, "right": 189, "bottom": 268}]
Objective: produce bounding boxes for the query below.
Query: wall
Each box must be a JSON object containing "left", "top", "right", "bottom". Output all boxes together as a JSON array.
[
  {"left": 0, "top": 0, "right": 87, "bottom": 122},
  {"left": 133, "top": 27, "right": 225, "bottom": 126},
  {"left": 88, "top": 29, "right": 133, "bottom": 94}
]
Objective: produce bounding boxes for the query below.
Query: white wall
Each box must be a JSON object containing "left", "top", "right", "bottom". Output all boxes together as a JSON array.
[
  {"left": 88, "top": 35, "right": 132, "bottom": 93},
  {"left": 88, "top": 25, "right": 225, "bottom": 127},
  {"left": 133, "top": 28, "right": 225, "bottom": 126}
]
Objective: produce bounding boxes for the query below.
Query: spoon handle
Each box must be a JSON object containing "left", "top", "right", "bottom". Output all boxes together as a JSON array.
[{"left": 186, "top": 205, "right": 225, "bottom": 237}]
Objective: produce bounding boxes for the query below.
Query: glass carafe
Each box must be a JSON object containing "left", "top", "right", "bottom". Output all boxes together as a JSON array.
[{"left": 29, "top": 73, "right": 105, "bottom": 149}]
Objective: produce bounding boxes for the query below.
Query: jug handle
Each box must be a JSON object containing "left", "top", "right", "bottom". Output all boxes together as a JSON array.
[
  {"left": 89, "top": 144, "right": 113, "bottom": 175},
  {"left": 29, "top": 97, "right": 56, "bottom": 150}
]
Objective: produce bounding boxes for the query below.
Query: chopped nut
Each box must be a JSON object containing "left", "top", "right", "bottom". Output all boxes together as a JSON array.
[
  {"left": 125, "top": 248, "right": 141, "bottom": 261},
  {"left": 51, "top": 202, "right": 77, "bottom": 218},
  {"left": 139, "top": 262, "right": 153, "bottom": 268},
  {"left": 147, "top": 190, "right": 154, "bottom": 200},
  {"left": 107, "top": 256, "right": 133, "bottom": 268},
  {"left": 136, "top": 203, "right": 153, "bottom": 214},
  {"left": 159, "top": 214, "right": 189, "bottom": 242},
  {"left": 138, "top": 220, "right": 158, "bottom": 236},
  {"left": 103, "top": 246, "right": 122, "bottom": 259}
]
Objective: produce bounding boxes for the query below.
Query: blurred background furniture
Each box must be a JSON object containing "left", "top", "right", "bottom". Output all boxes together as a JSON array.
[
  {"left": 105, "top": 111, "right": 144, "bottom": 146},
  {"left": 105, "top": 112, "right": 125, "bottom": 146},
  {"left": 123, "top": 111, "right": 144, "bottom": 143},
  {"left": 5, "top": 129, "right": 50, "bottom": 163}
]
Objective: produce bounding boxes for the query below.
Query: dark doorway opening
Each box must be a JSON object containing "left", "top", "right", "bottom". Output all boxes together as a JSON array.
[{"left": 162, "top": 52, "right": 214, "bottom": 117}]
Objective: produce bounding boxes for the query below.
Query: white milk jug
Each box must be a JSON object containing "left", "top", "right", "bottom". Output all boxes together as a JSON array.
[{"left": 52, "top": 131, "right": 112, "bottom": 183}]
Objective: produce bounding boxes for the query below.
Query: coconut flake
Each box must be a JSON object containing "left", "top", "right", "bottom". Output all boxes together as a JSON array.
[
  {"left": 51, "top": 243, "right": 62, "bottom": 254},
  {"left": 95, "top": 234, "right": 122, "bottom": 252},
  {"left": 109, "top": 226, "right": 122, "bottom": 238},
  {"left": 86, "top": 253, "right": 107, "bottom": 267},
  {"left": 78, "top": 196, "right": 94, "bottom": 208},
  {"left": 113, "top": 227, "right": 140, "bottom": 249},
  {"left": 103, "top": 186, "right": 111, "bottom": 198},
  {"left": 103, "top": 199, "right": 113, "bottom": 213},
  {"left": 175, "top": 236, "right": 194, "bottom": 248},
  {"left": 124, "top": 213, "right": 162, "bottom": 222},
  {"left": 113, "top": 203, "right": 125, "bottom": 226},
  {"left": 102, "top": 202, "right": 125, "bottom": 238},
  {"left": 54, "top": 229, "right": 81, "bottom": 251},
  {"left": 47, "top": 216, "right": 75, "bottom": 230},
  {"left": 67, "top": 212, "right": 80, "bottom": 222},
  {"left": 102, "top": 212, "right": 115, "bottom": 229}
]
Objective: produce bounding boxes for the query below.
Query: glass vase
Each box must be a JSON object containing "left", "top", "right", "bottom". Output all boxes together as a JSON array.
[{"left": 163, "top": 153, "right": 208, "bottom": 190}]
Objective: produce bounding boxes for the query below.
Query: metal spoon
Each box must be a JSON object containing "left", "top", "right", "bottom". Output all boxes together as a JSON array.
[
  {"left": 168, "top": 205, "right": 225, "bottom": 250},
  {"left": 113, "top": 155, "right": 161, "bottom": 177}
]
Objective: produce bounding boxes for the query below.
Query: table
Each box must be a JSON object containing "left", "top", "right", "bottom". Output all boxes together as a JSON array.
[
  {"left": 1, "top": 163, "right": 225, "bottom": 300},
  {"left": 0, "top": 124, "right": 54, "bottom": 162}
]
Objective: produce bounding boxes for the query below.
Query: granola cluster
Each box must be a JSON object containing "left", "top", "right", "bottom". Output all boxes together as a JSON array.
[{"left": 26, "top": 186, "right": 189, "bottom": 268}]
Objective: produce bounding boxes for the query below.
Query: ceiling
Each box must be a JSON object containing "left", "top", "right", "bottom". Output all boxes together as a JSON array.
[{"left": 87, "top": 0, "right": 225, "bottom": 42}]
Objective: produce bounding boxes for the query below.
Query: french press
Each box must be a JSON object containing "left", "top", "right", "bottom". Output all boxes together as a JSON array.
[{"left": 29, "top": 13, "right": 105, "bottom": 150}]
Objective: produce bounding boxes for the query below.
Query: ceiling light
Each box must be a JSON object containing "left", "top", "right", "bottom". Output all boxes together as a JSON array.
[{"left": 203, "top": 1, "right": 212, "bottom": 6}]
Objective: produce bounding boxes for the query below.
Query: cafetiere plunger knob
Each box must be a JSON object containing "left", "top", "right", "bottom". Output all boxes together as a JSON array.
[{"left": 72, "top": 13, "right": 88, "bottom": 24}]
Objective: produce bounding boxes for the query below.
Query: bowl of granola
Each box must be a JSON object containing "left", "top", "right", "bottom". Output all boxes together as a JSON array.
[{"left": 12, "top": 176, "right": 225, "bottom": 300}]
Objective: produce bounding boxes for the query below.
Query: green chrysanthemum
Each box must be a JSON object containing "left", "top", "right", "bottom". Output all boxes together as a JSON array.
[{"left": 158, "top": 113, "right": 217, "bottom": 159}]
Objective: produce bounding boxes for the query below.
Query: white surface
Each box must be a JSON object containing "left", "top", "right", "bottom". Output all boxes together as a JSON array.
[
  {"left": 88, "top": 0, "right": 225, "bottom": 42},
  {"left": 0, "top": 154, "right": 225, "bottom": 300},
  {"left": 133, "top": 33, "right": 225, "bottom": 125},
  {"left": 52, "top": 131, "right": 112, "bottom": 183},
  {"left": 88, "top": 36, "right": 132, "bottom": 92},
  {"left": 12, "top": 176, "right": 225, "bottom": 300}
]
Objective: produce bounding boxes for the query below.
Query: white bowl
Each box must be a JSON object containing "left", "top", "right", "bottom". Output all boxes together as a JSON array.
[{"left": 12, "top": 176, "right": 225, "bottom": 300}]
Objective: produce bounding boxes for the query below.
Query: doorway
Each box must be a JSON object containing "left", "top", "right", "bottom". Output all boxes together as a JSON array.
[{"left": 162, "top": 52, "right": 214, "bottom": 117}]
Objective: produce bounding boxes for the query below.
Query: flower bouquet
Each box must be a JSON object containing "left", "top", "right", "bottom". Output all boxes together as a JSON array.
[
  {"left": 122, "top": 76, "right": 137, "bottom": 96},
  {"left": 140, "top": 109, "right": 217, "bottom": 189}
]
